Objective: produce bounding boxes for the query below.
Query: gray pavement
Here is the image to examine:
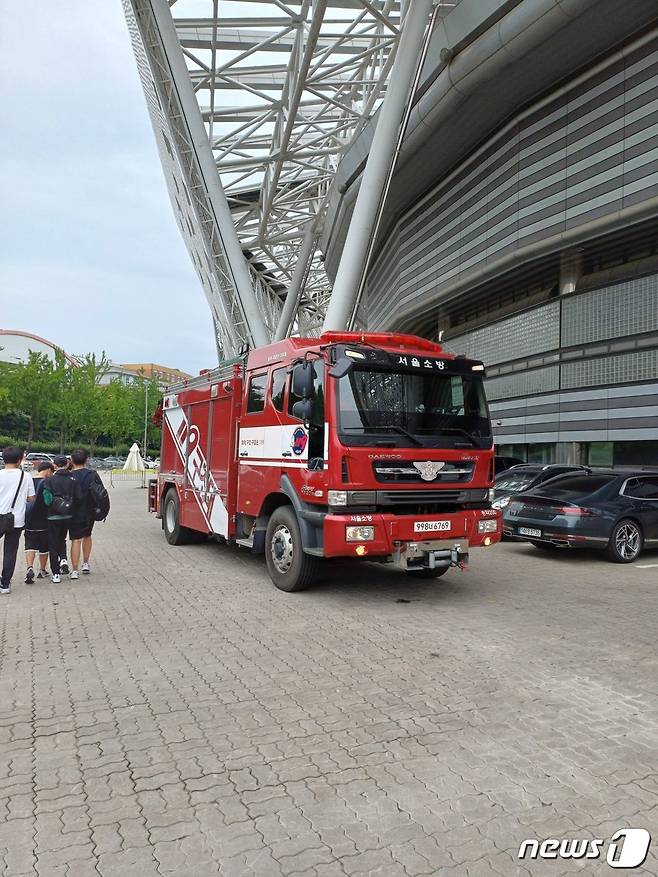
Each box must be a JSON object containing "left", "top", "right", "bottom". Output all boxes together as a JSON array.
[{"left": 0, "top": 481, "right": 657, "bottom": 877}]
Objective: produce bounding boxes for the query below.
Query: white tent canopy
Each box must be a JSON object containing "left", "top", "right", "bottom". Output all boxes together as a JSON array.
[{"left": 123, "top": 442, "right": 145, "bottom": 471}]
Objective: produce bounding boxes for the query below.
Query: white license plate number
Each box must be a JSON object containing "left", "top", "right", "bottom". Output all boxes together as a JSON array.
[
  {"left": 519, "top": 527, "right": 542, "bottom": 538},
  {"left": 414, "top": 520, "right": 451, "bottom": 533}
]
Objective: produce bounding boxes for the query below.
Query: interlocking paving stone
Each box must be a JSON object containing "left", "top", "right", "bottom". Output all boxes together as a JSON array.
[{"left": 0, "top": 481, "right": 656, "bottom": 875}]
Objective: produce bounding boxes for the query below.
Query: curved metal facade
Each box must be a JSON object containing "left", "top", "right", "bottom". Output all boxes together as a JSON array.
[{"left": 365, "top": 30, "right": 658, "bottom": 334}]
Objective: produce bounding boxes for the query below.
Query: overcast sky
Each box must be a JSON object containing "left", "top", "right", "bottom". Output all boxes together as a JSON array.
[{"left": 0, "top": 1, "right": 217, "bottom": 375}]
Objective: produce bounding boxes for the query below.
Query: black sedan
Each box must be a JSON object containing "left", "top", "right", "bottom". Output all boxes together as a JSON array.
[
  {"left": 502, "top": 471, "right": 658, "bottom": 563},
  {"left": 492, "top": 463, "right": 588, "bottom": 511}
]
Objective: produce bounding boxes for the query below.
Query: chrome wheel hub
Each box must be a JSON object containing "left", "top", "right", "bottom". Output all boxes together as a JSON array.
[
  {"left": 165, "top": 501, "right": 176, "bottom": 534},
  {"left": 271, "top": 525, "right": 294, "bottom": 574},
  {"left": 615, "top": 522, "right": 640, "bottom": 560}
]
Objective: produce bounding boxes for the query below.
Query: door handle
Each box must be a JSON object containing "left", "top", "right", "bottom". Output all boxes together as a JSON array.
[
  {"left": 282, "top": 451, "right": 292, "bottom": 457},
  {"left": 240, "top": 452, "right": 249, "bottom": 457}
]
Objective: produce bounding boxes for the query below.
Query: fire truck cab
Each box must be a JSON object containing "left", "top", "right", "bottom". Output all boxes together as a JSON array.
[{"left": 151, "top": 331, "right": 501, "bottom": 591}]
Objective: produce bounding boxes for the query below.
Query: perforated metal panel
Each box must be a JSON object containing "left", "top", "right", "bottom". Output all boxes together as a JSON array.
[
  {"left": 562, "top": 275, "right": 658, "bottom": 346},
  {"left": 447, "top": 302, "right": 560, "bottom": 367},
  {"left": 485, "top": 365, "right": 560, "bottom": 401},
  {"left": 561, "top": 349, "right": 658, "bottom": 389}
]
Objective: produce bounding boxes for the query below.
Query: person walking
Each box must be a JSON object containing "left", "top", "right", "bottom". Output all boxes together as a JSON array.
[
  {"left": 24, "top": 460, "right": 54, "bottom": 583},
  {"left": 44, "top": 455, "right": 81, "bottom": 584},
  {"left": 0, "top": 447, "right": 35, "bottom": 594},
  {"left": 69, "top": 449, "right": 106, "bottom": 578}
]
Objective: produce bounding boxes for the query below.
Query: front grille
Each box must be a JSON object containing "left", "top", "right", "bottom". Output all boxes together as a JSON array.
[
  {"left": 373, "top": 460, "right": 475, "bottom": 484},
  {"left": 377, "top": 489, "right": 488, "bottom": 506}
]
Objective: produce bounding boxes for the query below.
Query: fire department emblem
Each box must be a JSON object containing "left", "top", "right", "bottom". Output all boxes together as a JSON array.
[
  {"left": 413, "top": 461, "right": 446, "bottom": 481},
  {"left": 291, "top": 427, "right": 308, "bottom": 456}
]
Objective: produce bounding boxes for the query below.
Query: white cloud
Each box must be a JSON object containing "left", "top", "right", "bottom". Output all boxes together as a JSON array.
[{"left": 0, "top": 0, "right": 217, "bottom": 374}]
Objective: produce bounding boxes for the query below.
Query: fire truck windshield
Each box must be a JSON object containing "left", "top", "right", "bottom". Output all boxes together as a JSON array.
[{"left": 337, "top": 368, "right": 492, "bottom": 449}]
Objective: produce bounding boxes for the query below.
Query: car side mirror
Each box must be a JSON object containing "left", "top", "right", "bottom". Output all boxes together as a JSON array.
[
  {"left": 292, "top": 398, "right": 314, "bottom": 423},
  {"left": 291, "top": 361, "right": 315, "bottom": 399},
  {"left": 328, "top": 356, "right": 353, "bottom": 379}
]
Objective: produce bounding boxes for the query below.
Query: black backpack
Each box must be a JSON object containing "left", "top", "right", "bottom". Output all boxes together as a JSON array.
[{"left": 89, "top": 475, "right": 111, "bottom": 522}]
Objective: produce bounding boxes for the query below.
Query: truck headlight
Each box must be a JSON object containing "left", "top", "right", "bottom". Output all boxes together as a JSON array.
[
  {"left": 346, "top": 526, "right": 375, "bottom": 542},
  {"left": 328, "top": 490, "right": 348, "bottom": 506},
  {"left": 478, "top": 519, "right": 498, "bottom": 533}
]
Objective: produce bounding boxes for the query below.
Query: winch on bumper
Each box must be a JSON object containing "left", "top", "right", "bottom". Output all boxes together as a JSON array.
[
  {"left": 392, "top": 538, "right": 469, "bottom": 571},
  {"left": 321, "top": 509, "right": 500, "bottom": 567}
]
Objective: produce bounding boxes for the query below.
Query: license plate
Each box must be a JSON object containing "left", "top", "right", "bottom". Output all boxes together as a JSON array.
[
  {"left": 414, "top": 520, "right": 450, "bottom": 533},
  {"left": 519, "top": 527, "right": 542, "bottom": 538}
]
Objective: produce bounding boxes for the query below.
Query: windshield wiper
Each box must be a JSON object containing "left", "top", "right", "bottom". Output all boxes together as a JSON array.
[
  {"left": 434, "top": 427, "right": 479, "bottom": 446},
  {"left": 342, "top": 425, "right": 423, "bottom": 446}
]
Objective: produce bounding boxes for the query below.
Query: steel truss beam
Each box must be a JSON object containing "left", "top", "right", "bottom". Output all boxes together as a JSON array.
[{"left": 124, "top": 0, "right": 412, "bottom": 352}]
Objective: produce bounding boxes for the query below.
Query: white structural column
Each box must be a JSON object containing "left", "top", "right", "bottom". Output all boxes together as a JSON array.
[
  {"left": 129, "top": 0, "right": 269, "bottom": 352},
  {"left": 322, "top": 0, "right": 434, "bottom": 333},
  {"left": 274, "top": 220, "right": 320, "bottom": 340}
]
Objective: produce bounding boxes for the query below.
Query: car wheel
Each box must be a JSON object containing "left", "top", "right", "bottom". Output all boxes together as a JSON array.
[
  {"left": 406, "top": 566, "right": 449, "bottom": 579},
  {"left": 530, "top": 541, "right": 557, "bottom": 551},
  {"left": 606, "top": 519, "right": 643, "bottom": 563},
  {"left": 162, "top": 489, "right": 194, "bottom": 546},
  {"left": 265, "top": 506, "right": 319, "bottom": 592}
]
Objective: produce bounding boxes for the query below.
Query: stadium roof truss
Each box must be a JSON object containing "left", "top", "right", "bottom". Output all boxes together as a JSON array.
[{"left": 124, "top": 0, "right": 404, "bottom": 357}]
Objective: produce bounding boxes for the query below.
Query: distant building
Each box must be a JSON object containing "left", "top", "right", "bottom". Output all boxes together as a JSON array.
[
  {"left": 99, "top": 364, "right": 140, "bottom": 386},
  {"left": 0, "top": 329, "right": 79, "bottom": 367},
  {"left": 121, "top": 362, "right": 192, "bottom": 387}
]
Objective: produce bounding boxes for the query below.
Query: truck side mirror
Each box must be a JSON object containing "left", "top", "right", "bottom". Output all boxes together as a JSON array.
[
  {"left": 291, "top": 361, "right": 315, "bottom": 399},
  {"left": 328, "top": 356, "right": 353, "bottom": 379},
  {"left": 292, "top": 399, "right": 314, "bottom": 423}
]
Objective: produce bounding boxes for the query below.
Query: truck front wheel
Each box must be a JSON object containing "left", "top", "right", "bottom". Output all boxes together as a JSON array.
[
  {"left": 265, "top": 506, "right": 319, "bottom": 592},
  {"left": 162, "top": 489, "right": 194, "bottom": 546}
]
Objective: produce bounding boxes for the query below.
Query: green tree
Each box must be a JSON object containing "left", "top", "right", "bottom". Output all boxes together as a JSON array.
[{"left": 3, "top": 352, "right": 56, "bottom": 449}]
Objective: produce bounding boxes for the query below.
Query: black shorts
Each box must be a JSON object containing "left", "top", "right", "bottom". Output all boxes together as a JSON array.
[
  {"left": 24, "top": 530, "right": 49, "bottom": 553},
  {"left": 69, "top": 521, "right": 94, "bottom": 540}
]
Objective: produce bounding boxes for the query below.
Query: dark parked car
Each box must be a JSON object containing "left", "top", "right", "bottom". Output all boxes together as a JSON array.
[
  {"left": 502, "top": 470, "right": 658, "bottom": 563},
  {"left": 492, "top": 463, "right": 588, "bottom": 510},
  {"left": 495, "top": 455, "right": 525, "bottom": 475}
]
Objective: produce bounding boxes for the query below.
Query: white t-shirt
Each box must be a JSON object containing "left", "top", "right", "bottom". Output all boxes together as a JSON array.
[{"left": 0, "top": 469, "right": 35, "bottom": 529}]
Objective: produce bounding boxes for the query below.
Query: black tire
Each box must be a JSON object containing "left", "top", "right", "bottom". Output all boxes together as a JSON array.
[
  {"left": 265, "top": 505, "right": 319, "bottom": 592},
  {"left": 606, "top": 518, "right": 643, "bottom": 564},
  {"left": 530, "top": 541, "right": 557, "bottom": 551},
  {"left": 406, "top": 566, "right": 450, "bottom": 579},
  {"left": 162, "top": 489, "right": 195, "bottom": 546}
]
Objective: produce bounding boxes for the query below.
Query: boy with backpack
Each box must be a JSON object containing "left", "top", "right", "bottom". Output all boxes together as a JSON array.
[
  {"left": 69, "top": 449, "right": 110, "bottom": 578},
  {"left": 44, "top": 456, "right": 82, "bottom": 583},
  {"left": 24, "top": 460, "right": 55, "bottom": 583}
]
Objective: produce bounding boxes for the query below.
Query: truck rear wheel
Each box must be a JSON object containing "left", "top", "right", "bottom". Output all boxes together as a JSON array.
[
  {"left": 265, "top": 506, "right": 319, "bottom": 592},
  {"left": 162, "top": 489, "right": 195, "bottom": 546}
]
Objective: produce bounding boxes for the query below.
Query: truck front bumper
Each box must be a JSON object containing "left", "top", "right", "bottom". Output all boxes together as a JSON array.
[{"left": 321, "top": 509, "right": 501, "bottom": 566}]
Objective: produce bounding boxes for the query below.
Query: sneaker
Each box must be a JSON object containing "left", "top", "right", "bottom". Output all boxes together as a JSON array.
[
  {"left": 81, "top": 562, "right": 90, "bottom": 575},
  {"left": 37, "top": 571, "right": 45, "bottom": 580},
  {"left": 25, "top": 567, "right": 35, "bottom": 585},
  {"left": 0, "top": 585, "right": 10, "bottom": 595},
  {"left": 70, "top": 570, "right": 79, "bottom": 581},
  {"left": 51, "top": 574, "right": 61, "bottom": 584},
  {"left": 60, "top": 560, "right": 70, "bottom": 576}
]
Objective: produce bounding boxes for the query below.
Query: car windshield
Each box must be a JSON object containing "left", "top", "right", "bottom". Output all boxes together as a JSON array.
[
  {"left": 495, "top": 471, "right": 538, "bottom": 492},
  {"left": 532, "top": 474, "right": 615, "bottom": 498},
  {"left": 337, "top": 368, "right": 491, "bottom": 448}
]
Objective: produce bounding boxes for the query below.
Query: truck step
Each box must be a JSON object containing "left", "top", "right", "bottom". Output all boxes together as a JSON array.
[{"left": 236, "top": 536, "right": 254, "bottom": 549}]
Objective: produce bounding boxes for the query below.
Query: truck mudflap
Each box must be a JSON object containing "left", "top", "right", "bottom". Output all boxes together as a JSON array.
[{"left": 322, "top": 509, "right": 500, "bottom": 560}]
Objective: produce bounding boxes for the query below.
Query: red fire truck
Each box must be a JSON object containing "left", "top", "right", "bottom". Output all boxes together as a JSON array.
[{"left": 149, "top": 331, "right": 501, "bottom": 591}]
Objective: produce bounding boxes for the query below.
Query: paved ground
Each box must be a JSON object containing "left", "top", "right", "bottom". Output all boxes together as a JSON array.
[{"left": 0, "top": 481, "right": 656, "bottom": 877}]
